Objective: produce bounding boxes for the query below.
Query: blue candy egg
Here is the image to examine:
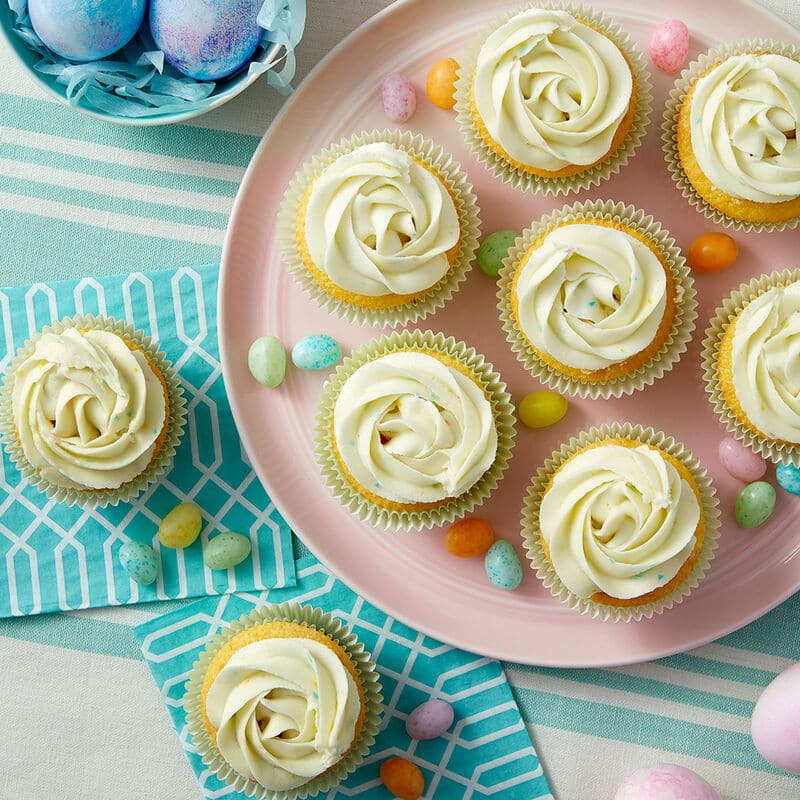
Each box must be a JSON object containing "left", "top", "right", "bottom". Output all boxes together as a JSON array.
[
  {"left": 484, "top": 540, "right": 523, "bottom": 591},
  {"left": 777, "top": 464, "right": 800, "bottom": 496},
  {"left": 149, "top": 0, "right": 263, "bottom": 81},
  {"left": 292, "top": 335, "right": 342, "bottom": 371},
  {"left": 118, "top": 541, "right": 159, "bottom": 586},
  {"left": 29, "top": 0, "right": 146, "bottom": 62}
]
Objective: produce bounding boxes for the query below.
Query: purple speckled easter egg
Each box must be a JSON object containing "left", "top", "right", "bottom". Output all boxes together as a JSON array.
[
  {"left": 381, "top": 73, "right": 417, "bottom": 123},
  {"left": 649, "top": 19, "right": 689, "bottom": 75},
  {"left": 615, "top": 764, "right": 720, "bottom": 800},
  {"left": 406, "top": 698, "right": 454, "bottom": 740},
  {"left": 752, "top": 662, "right": 800, "bottom": 773},
  {"left": 149, "top": 0, "right": 263, "bottom": 81},
  {"left": 29, "top": 0, "right": 146, "bottom": 62}
]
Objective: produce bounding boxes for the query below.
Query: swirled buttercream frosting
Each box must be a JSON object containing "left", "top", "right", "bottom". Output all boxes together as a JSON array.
[
  {"left": 514, "top": 223, "right": 668, "bottom": 371},
  {"left": 11, "top": 327, "right": 166, "bottom": 490},
  {"left": 304, "top": 142, "right": 460, "bottom": 296},
  {"left": 540, "top": 443, "right": 701, "bottom": 600},
  {"left": 206, "top": 637, "right": 361, "bottom": 791},
  {"left": 729, "top": 280, "right": 800, "bottom": 443},
  {"left": 472, "top": 8, "right": 633, "bottom": 172},
  {"left": 690, "top": 53, "right": 800, "bottom": 203},
  {"left": 333, "top": 351, "right": 497, "bottom": 504}
]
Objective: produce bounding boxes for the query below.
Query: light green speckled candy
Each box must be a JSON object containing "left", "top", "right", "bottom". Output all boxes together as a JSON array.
[
  {"left": 118, "top": 541, "right": 159, "bottom": 585},
  {"left": 484, "top": 539, "right": 523, "bottom": 590},
  {"left": 158, "top": 502, "right": 202, "bottom": 549},
  {"left": 477, "top": 230, "right": 518, "bottom": 277},
  {"left": 248, "top": 335, "right": 286, "bottom": 387},
  {"left": 203, "top": 531, "right": 252, "bottom": 570},
  {"left": 734, "top": 481, "right": 776, "bottom": 528}
]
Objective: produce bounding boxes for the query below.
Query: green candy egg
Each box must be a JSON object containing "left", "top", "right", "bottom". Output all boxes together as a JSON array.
[
  {"left": 734, "top": 481, "right": 776, "bottom": 528},
  {"left": 158, "top": 502, "right": 202, "bottom": 549},
  {"left": 203, "top": 531, "right": 252, "bottom": 570},
  {"left": 248, "top": 335, "right": 286, "bottom": 388},
  {"left": 477, "top": 230, "right": 518, "bottom": 277}
]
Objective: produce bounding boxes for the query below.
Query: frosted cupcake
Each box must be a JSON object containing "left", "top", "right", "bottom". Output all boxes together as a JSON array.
[{"left": 278, "top": 130, "right": 481, "bottom": 326}]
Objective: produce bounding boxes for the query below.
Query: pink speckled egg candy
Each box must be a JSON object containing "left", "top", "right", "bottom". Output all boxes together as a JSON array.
[
  {"left": 752, "top": 662, "right": 800, "bottom": 773},
  {"left": 381, "top": 73, "right": 417, "bottom": 123},
  {"left": 718, "top": 437, "right": 767, "bottom": 483},
  {"left": 649, "top": 19, "right": 689, "bottom": 75},
  {"left": 615, "top": 764, "right": 720, "bottom": 800}
]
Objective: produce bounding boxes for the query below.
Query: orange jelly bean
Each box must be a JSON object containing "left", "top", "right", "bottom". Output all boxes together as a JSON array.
[
  {"left": 426, "top": 57, "right": 459, "bottom": 110},
  {"left": 445, "top": 518, "right": 495, "bottom": 558},
  {"left": 380, "top": 757, "right": 425, "bottom": 800},
  {"left": 687, "top": 232, "right": 738, "bottom": 273}
]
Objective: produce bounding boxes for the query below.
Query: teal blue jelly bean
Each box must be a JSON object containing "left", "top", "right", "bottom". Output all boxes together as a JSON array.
[
  {"left": 203, "top": 532, "right": 252, "bottom": 570},
  {"left": 291, "top": 334, "right": 342, "bottom": 370},
  {"left": 118, "top": 541, "right": 159, "bottom": 585},
  {"left": 777, "top": 464, "right": 800, "bottom": 496},
  {"left": 734, "top": 481, "right": 776, "bottom": 528},
  {"left": 484, "top": 540, "right": 523, "bottom": 590}
]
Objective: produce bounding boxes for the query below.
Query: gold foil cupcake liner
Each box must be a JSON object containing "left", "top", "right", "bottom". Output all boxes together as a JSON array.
[
  {"left": 662, "top": 39, "right": 800, "bottom": 232},
  {"left": 520, "top": 422, "right": 720, "bottom": 623},
  {"left": 184, "top": 602, "right": 383, "bottom": 800},
  {"left": 454, "top": 2, "right": 653, "bottom": 196},
  {"left": 315, "top": 329, "right": 516, "bottom": 531},
  {"left": 701, "top": 268, "right": 800, "bottom": 466},
  {"left": 496, "top": 199, "right": 697, "bottom": 398},
  {"left": 0, "top": 315, "right": 186, "bottom": 508},
  {"left": 277, "top": 129, "right": 481, "bottom": 327}
]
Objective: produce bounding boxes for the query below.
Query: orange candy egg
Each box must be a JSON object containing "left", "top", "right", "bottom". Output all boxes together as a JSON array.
[
  {"left": 380, "top": 757, "right": 425, "bottom": 800},
  {"left": 445, "top": 518, "right": 495, "bottom": 558},
  {"left": 426, "top": 57, "right": 459, "bottom": 109},
  {"left": 687, "top": 232, "right": 738, "bottom": 273}
]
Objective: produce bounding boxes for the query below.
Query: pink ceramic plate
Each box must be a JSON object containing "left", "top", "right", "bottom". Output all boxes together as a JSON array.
[{"left": 220, "top": 0, "right": 800, "bottom": 666}]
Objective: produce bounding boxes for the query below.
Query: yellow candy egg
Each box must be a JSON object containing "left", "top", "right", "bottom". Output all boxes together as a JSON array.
[
  {"left": 518, "top": 391, "right": 568, "bottom": 429},
  {"left": 426, "top": 57, "right": 459, "bottom": 110},
  {"left": 158, "top": 502, "right": 203, "bottom": 549}
]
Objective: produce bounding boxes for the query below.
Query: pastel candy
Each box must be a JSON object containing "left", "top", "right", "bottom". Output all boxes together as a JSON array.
[
  {"left": 426, "top": 57, "right": 459, "bottom": 110},
  {"left": 615, "top": 764, "right": 720, "bottom": 800},
  {"left": 248, "top": 335, "right": 286, "bottom": 387},
  {"left": 484, "top": 540, "right": 523, "bottom": 590},
  {"left": 518, "top": 391, "right": 568, "bottom": 429},
  {"left": 649, "top": 19, "right": 689, "bottom": 75},
  {"left": 118, "top": 541, "right": 159, "bottom": 586},
  {"left": 203, "top": 532, "right": 251, "bottom": 570},
  {"left": 734, "top": 481, "right": 776, "bottom": 528},
  {"left": 158, "top": 502, "right": 202, "bottom": 549},
  {"left": 406, "top": 698, "right": 454, "bottom": 740},
  {"left": 752, "top": 662, "right": 800, "bottom": 773},
  {"left": 477, "top": 230, "right": 518, "bottom": 277},
  {"left": 291, "top": 334, "right": 342, "bottom": 370},
  {"left": 718, "top": 437, "right": 767, "bottom": 482},
  {"left": 381, "top": 73, "right": 417, "bottom": 123},
  {"left": 776, "top": 464, "right": 800, "bottom": 495}
]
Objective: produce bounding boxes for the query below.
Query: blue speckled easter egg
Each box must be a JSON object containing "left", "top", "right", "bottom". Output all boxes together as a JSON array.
[
  {"left": 118, "top": 541, "right": 159, "bottom": 585},
  {"left": 203, "top": 532, "right": 251, "bottom": 570},
  {"left": 29, "top": 0, "right": 146, "bottom": 62},
  {"left": 149, "top": 0, "right": 263, "bottom": 81},
  {"left": 777, "top": 464, "right": 800, "bottom": 496},
  {"left": 484, "top": 540, "right": 523, "bottom": 590},
  {"left": 291, "top": 335, "right": 342, "bottom": 371}
]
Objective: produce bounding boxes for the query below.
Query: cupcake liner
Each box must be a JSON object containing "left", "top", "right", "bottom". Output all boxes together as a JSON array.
[
  {"left": 454, "top": 3, "right": 653, "bottom": 196},
  {"left": 520, "top": 422, "right": 720, "bottom": 622},
  {"left": 701, "top": 268, "right": 800, "bottom": 466},
  {"left": 662, "top": 39, "right": 800, "bottom": 232},
  {"left": 315, "top": 329, "right": 516, "bottom": 531},
  {"left": 184, "top": 602, "right": 383, "bottom": 800},
  {"left": 0, "top": 315, "right": 187, "bottom": 508},
  {"left": 497, "top": 199, "right": 697, "bottom": 398},
  {"left": 277, "top": 129, "right": 482, "bottom": 327}
]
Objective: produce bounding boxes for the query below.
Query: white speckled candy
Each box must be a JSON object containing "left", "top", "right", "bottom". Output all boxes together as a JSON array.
[
  {"left": 118, "top": 541, "right": 159, "bottom": 585},
  {"left": 248, "top": 335, "right": 286, "bottom": 387},
  {"left": 291, "top": 334, "right": 342, "bottom": 370},
  {"left": 484, "top": 540, "right": 522, "bottom": 590},
  {"left": 381, "top": 73, "right": 417, "bottom": 123},
  {"left": 752, "top": 662, "right": 800, "bottom": 774},
  {"left": 406, "top": 699, "right": 454, "bottom": 740},
  {"left": 203, "top": 532, "right": 251, "bottom": 570},
  {"left": 718, "top": 437, "right": 767, "bottom": 483},
  {"left": 615, "top": 764, "right": 720, "bottom": 800},
  {"left": 649, "top": 19, "right": 689, "bottom": 75}
]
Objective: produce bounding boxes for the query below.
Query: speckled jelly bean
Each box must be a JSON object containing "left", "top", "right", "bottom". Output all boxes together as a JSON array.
[
  {"left": 381, "top": 73, "right": 417, "bottom": 123},
  {"left": 291, "top": 334, "right": 342, "bottom": 370},
  {"left": 615, "top": 764, "right": 720, "bottom": 800},
  {"left": 734, "top": 481, "right": 776, "bottom": 528},
  {"left": 406, "top": 698, "right": 454, "bottom": 740},
  {"left": 426, "top": 57, "right": 459, "bottom": 110},
  {"left": 445, "top": 518, "right": 495, "bottom": 558},
  {"left": 518, "top": 391, "right": 568, "bottom": 429},
  {"left": 649, "top": 19, "right": 689, "bottom": 75},
  {"left": 777, "top": 464, "right": 800, "bottom": 495},
  {"left": 248, "top": 335, "right": 286, "bottom": 387},
  {"left": 158, "top": 502, "right": 202, "bottom": 549},
  {"left": 718, "top": 437, "right": 766, "bottom": 482},
  {"left": 118, "top": 541, "right": 158, "bottom": 586},
  {"left": 203, "top": 532, "right": 251, "bottom": 570},
  {"left": 484, "top": 540, "right": 523, "bottom": 590},
  {"left": 380, "top": 757, "right": 424, "bottom": 800},
  {"left": 477, "top": 230, "right": 517, "bottom": 277}
]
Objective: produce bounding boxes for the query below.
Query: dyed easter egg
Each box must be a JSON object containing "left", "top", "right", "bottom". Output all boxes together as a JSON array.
[
  {"left": 777, "top": 464, "right": 800, "bottom": 495},
  {"left": 149, "top": 0, "right": 263, "bottom": 81},
  {"left": 291, "top": 334, "right": 342, "bottom": 370},
  {"left": 477, "top": 230, "right": 517, "bottom": 277},
  {"left": 518, "top": 391, "right": 568, "bottom": 429},
  {"left": 752, "top": 662, "right": 800, "bottom": 773},
  {"left": 734, "top": 481, "right": 776, "bottom": 528},
  {"left": 381, "top": 73, "right": 417, "bottom": 123},
  {"left": 158, "top": 502, "right": 202, "bottom": 549},
  {"left": 718, "top": 437, "right": 766, "bottom": 482},
  {"left": 445, "top": 518, "right": 495, "bottom": 558},
  {"left": 426, "top": 57, "right": 459, "bottom": 110},
  {"left": 248, "top": 335, "right": 286, "bottom": 388},
  {"left": 615, "top": 764, "right": 720, "bottom": 800},
  {"left": 649, "top": 19, "right": 689, "bottom": 75},
  {"left": 380, "top": 757, "right": 424, "bottom": 800},
  {"left": 118, "top": 541, "right": 159, "bottom": 586},
  {"left": 687, "top": 232, "right": 738, "bottom": 273},
  {"left": 203, "top": 532, "right": 251, "bottom": 570},
  {"left": 485, "top": 540, "right": 523, "bottom": 590},
  {"left": 406, "top": 698, "right": 454, "bottom": 740},
  {"left": 29, "top": 0, "right": 146, "bottom": 62}
]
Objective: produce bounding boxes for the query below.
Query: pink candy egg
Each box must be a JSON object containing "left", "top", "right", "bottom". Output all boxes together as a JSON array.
[
  {"left": 649, "top": 19, "right": 689, "bottom": 75},
  {"left": 405, "top": 698, "right": 454, "bottom": 740},
  {"left": 381, "top": 73, "right": 417, "bottom": 123},
  {"left": 615, "top": 764, "right": 720, "bottom": 800},
  {"left": 752, "top": 662, "right": 800, "bottom": 773},
  {"left": 718, "top": 437, "right": 767, "bottom": 483}
]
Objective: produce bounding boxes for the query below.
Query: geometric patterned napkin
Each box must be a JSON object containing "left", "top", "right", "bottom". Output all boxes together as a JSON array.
[
  {"left": 0, "top": 265, "right": 295, "bottom": 617},
  {"left": 133, "top": 555, "right": 554, "bottom": 800}
]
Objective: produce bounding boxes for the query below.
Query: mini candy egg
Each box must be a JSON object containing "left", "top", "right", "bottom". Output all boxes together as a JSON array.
[
  {"left": 477, "top": 230, "right": 518, "bottom": 277},
  {"left": 118, "top": 541, "right": 159, "bottom": 586},
  {"left": 406, "top": 698, "right": 454, "bottom": 740},
  {"left": 649, "top": 19, "right": 689, "bottom": 75},
  {"left": 734, "top": 481, "right": 776, "bottom": 528},
  {"left": 380, "top": 757, "right": 425, "bottom": 800},
  {"left": 248, "top": 335, "right": 286, "bottom": 388},
  {"left": 614, "top": 764, "right": 720, "bottom": 800},
  {"left": 718, "top": 437, "right": 766, "bottom": 482},
  {"left": 29, "top": 0, "right": 146, "bottom": 62},
  {"left": 518, "top": 391, "right": 568, "bottom": 429},
  {"left": 777, "top": 464, "right": 800, "bottom": 495},
  {"left": 752, "top": 662, "right": 800, "bottom": 773},
  {"left": 687, "top": 232, "right": 738, "bottom": 273},
  {"left": 291, "top": 334, "right": 342, "bottom": 370},
  {"left": 150, "top": 0, "right": 263, "bottom": 81},
  {"left": 203, "top": 532, "right": 251, "bottom": 570},
  {"left": 445, "top": 518, "right": 495, "bottom": 558},
  {"left": 381, "top": 73, "right": 417, "bottom": 123},
  {"left": 158, "top": 502, "right": 202, "bottom": 549},
  {"left": 485, "top": 540, "right": 523, "bottom": 590},
  {"left": 426, "top": 57, "right": 459, "bottom": 110}
]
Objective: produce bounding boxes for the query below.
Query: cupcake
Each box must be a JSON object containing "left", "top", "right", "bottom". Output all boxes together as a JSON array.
[
  {"left": 277, "top": 130, "right": 481, "bottom": 326},
  {"left": 665, "top": 40, "right": 800, "bottom": 230},
  {"left": 521, "top": 423, "right": 720, "bottom": 621},
  {"left": 702, "top": 269, "right": 800, "bottom": 465},
  {"left": 0, "top": 315, "right": 186, "bottom": 507},
  {"left": 184, "top": 602, "right": 382, "bottom": 799},
  {"left": 455, "top": 4, "right": 652, "bottom": 194},
  {"left": 315, "top": 330, "right": 516, "bottom": 530},
  {"left": 497, "top": 200, "right": 696, "bottom": 398}
]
